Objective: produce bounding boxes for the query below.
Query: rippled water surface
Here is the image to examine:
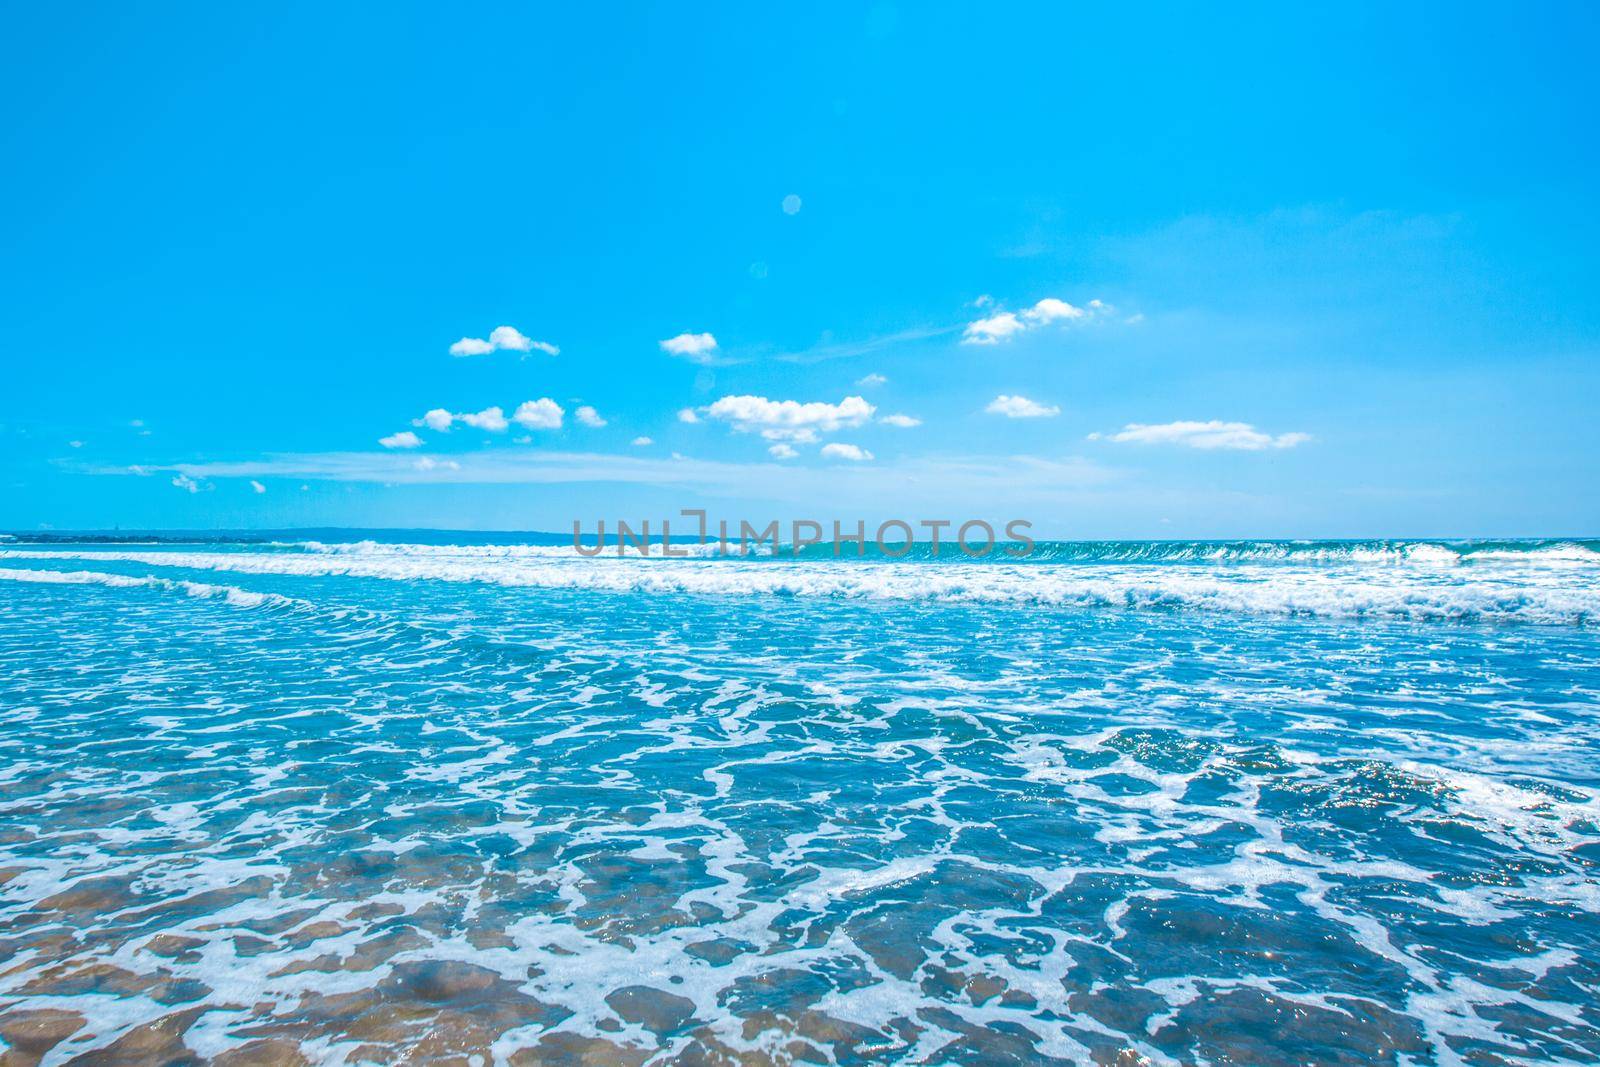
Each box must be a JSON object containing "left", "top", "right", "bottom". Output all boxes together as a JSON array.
[{"left": 1, "top": 537, "right": 1598, "bottom": 1065}]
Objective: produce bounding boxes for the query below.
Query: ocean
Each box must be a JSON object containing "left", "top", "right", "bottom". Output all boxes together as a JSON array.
[{"left": 1, "top": 534, "right": 1597, "bottom": 1064}]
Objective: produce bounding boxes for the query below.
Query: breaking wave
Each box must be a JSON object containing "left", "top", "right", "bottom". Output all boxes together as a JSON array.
[{"left": 2, "top": 540, "right": 1597, "bottom": 624}]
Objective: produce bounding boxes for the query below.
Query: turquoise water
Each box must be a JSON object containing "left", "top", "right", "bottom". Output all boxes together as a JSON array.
[{"left": 1, "top": 536, "right": 1598, "bottom": 1064}]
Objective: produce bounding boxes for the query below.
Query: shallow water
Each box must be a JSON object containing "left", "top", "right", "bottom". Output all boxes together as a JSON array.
[{"left": 0, "top": 538, "right": 1598, "bottom": 1064}]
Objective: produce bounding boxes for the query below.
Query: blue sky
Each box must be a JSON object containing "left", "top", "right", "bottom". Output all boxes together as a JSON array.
[{"left": 3, "top": 2, "right": 1597, "bottom": 537}]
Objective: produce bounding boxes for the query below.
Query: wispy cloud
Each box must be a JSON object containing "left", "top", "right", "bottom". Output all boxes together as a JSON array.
[
  {"left": 768, "top": 443, "right": 798, "bottom": 460},
  {"left": 250, "top": 480, "right": 266, "bottom": 494},
  {"left": 880, "top": 414, "right": 921, "bottom": 428},
  {"left": 699, "top": 395, "right": 875, "bottom": 443},
  {"left": 660, "top": 332, "right": 719, "bottom": 363},
  {"left": 116, "top": 450, "right": 1120, "bottom": 512},
  {"left": 631, "top": 436, "right": 654, "bottom": 447},
  {"left": 450, "top": 325, "right": 558, "bottom": 357},
  {"left": 1090, "top": 420, "right": 1311, "bottom": 450},
  {"left": 171, "top": 474, "right": 203, "bottom": 493},
  {"left": 986, "top": 395, "right": 1060, "bottom": 419},
  {"left": 856, "top": 373, "right": 887, "bottom": 387},
  {"left": 773, "top": 325, "right": 958, "bottom": 364},
  {"left": 575, "top": 405, "right": 606, "bottom": 428},
  {"left": 962, "top": 297, "right": 1112, "bottom": 345}
]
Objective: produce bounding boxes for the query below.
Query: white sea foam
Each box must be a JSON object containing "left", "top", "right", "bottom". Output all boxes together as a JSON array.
[
  {"left": 2, "top": 546, "right": 1597, "bottom": 624},
  {"left": 1, "top": 569, "right": 1597, "bottom": 1064},
  {"left": 0, "top": 566, "right": 308, "bottom": 612}
]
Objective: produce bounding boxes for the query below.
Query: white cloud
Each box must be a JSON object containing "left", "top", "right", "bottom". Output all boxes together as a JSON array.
[
  {"left": 1095, "top": 420, "right": 1311, "bottom": 451},
  {"left": 488, "top": 325, "right": 530, "bottom": 352},
  {"left": 379, "top": 430, "right": 424, "bottom": 449},
  {"left": 880, "top": 414, "right": 921, "bottom": 428},
  {"left": 768, "top": 443, "right": 798, "bottom": 459},
  {"left": 820, "top": 442, "right": 873, "bottom": 462},
  {"left": 660, "top": 332, "right": 719, "bottom": 363},
  {"left": 631, "top": 436, "right": 654, "bottom": 446},
  {"left": 459, "top": 406, "right": 509, "bottom": 432},
  {"left": 172, "top": 474, "right": 201, "bottom": 493},
  {"left": 962, "top": 297, "right": 1110, "bottom": 344},
  {"left": 575, "top": 405, "right": 607, "bottom": 428},
  {"left": 962, "top": 311, "right": 1027, "bottom": 345},
  {"left": 69, "top": 440, "right": 83, "bottom": 448},
  {"left": 677, "top": 407, "right": 701, "bottom": 424},
  {"left": 250, "top": 480, "right": 266, "bottom": 494},
  {"left": 856, "top": 373, "right": 887, "bottom": 387},
  {"left": 416, "top": 408, "right": 454, "bottom": 432},
  {"left": 986, "top": 395, "right": 1060, "bottom": 418},
  {"left": 1025, "top": 298, "right": 1088, "bottom": 325},
  {"left": 702, "top": 394, "right": 875, "bottom": 443},
  {"left": 448, "top": 337, "right": 495, "bottom": 356},
  {"left": 512, "top": 398, "right": 564, "bottom": 430},
  {"left": 450, "top": 325, "right": 558, "bottom": 357},
  {"left": 413, "top": 457, "right": 462, "bottom": 471},
  {"left": 782, "top": 193, "right": 803, "bottom": 215}
]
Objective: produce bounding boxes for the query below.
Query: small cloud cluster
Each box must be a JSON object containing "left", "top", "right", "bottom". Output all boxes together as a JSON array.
[
  {"left": 449, "top": 325, "right": 558, "bottom": 358},
  {"left": 1089, "top": 420, "right": 1311, "bottom": 451},
  {"left": 962, "top": 297, "right": 1111, "bottom": 345},
  {"left": 683, "top": 393, "right": 881, "bottom": 463},
  {"left": 700, "top": 394, "right": 874, "bottom": 444},
  {"left": 856, "top": 373, "right": 887, "bottom": 387},
  {"left": 383, "top": 400, "right": 586, "bottom": 450},
  {"left": 986, "top": 395, "right": 1060, "bottom": 419},
  {"left": 880, "top": 414, "right": 921, "bottom": 428},
  {"left": 409, "top": 400, "right": 570, "bottom": 436}
]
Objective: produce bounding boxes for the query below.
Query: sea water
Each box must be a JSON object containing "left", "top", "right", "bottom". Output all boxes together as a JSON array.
[{"left": 0, "top": 535, "right": 1597, "bottom": 1064}]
